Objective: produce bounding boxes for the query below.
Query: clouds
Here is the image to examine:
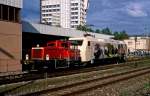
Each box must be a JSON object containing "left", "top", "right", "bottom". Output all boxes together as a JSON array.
[
  {"left": 87, "top": 0, "right": 150, "bottom": 35},
  {"left": 126, "top": 2, "right": 148, "bottom": 17},
  {"left": 22, "top": 0, "right": 150, "bottom": 35}
]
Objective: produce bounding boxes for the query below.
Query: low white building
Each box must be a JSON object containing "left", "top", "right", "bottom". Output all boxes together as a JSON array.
[{"left": 124, "top": 37, "right": 150, "bottom": 52}]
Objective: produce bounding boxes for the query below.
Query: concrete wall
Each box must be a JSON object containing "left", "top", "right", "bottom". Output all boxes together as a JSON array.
[
  {"left": 0, "top": 21, "right": 22, "bottom": 72},
  {"left": 0, "top": 0, "right": 23, "bottom": 8}
]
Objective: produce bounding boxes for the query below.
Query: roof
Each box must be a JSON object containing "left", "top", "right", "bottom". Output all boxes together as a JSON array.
[
  {"left": 22, "top": 21, "right": 114, "bottom": 39},
  {"left": 0, "top": 0, "right": 23, "bottom": 8}
]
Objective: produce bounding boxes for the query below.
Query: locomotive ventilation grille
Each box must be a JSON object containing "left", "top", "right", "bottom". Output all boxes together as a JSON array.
[{"left": 31, "top": 48, "right": 44, "bottom": 59}]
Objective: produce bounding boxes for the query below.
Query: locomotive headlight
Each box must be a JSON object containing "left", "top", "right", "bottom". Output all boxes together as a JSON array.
[
  {"left": 46, "top": 54, "right": 49, "bottom": 61},
  {"left": 25, "top": 54, "right": 29, "bottom": 60},
  {"left": 37, "top": 44, "right": 40, "bottom": 47}
]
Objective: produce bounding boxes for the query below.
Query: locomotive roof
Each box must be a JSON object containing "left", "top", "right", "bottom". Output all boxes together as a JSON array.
[
  {"left": 69, "top": 36, "right": 126, "bottom": 46},
  {"left": 69, "top": 36, "right": 98, "bottom": 41},
  {"left": 98, "top": 38, "right": 126, "bottom": 45}
]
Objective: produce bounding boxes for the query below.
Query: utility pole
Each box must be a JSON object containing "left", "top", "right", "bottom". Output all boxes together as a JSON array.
[
  {"left": 144, "top": 26, "right": 149, "bottom": 54},
  {"left": 135, "top": 36, "right": 137, "bottom": 52}
]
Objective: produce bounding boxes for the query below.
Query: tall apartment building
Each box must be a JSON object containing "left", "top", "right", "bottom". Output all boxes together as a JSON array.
[
  {"left": 41, "top": 0, "right": 89, "bottom": 28},
  {"left": 0, "top": 0, "right": 22, "bottom": 72}
]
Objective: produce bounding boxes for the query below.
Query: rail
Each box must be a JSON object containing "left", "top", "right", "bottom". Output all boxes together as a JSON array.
[
  {"left": 0, "top": 58, "right": 149, "bottom": 85},
  {"left": 21, "top": 67, "right": 150, "bottom": 96}
]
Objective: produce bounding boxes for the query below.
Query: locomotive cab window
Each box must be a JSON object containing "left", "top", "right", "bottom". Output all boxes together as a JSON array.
[
  {"left": 61, "top": 43, "right": 69, "bottom": 48},
  {"left": 48, "top": 43, "right": 55, "bottom": 47},
  {"left": 70, "top": 40, "right": 83, "bottom": 46}
]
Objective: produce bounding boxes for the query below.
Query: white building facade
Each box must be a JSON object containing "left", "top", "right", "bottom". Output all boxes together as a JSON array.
[
  {"left": 41, "top": 0, "right": 89, "bottom": 28},
  {"left": 124, "top": 37, "right": 150, "bottom": 52}
]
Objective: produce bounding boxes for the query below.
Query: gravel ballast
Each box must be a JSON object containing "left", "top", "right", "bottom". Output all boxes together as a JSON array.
[{"left": 78, "top": 73, "right": 150, "bottom": 96}]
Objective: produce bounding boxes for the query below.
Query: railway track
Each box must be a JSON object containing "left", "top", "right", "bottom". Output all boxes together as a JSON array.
[
  {"left": 21, "top": 66, "right": 150, "bottom": 96},
  {"left": 0, "top": 58, "right": 150, "bottom": 85}
]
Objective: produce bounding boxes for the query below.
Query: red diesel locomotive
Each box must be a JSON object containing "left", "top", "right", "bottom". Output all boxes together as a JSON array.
[{"left": 22, "top": 40, "right": 80, "bottom": 71}]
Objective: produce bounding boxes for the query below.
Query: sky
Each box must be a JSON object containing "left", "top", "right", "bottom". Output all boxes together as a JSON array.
[{"left": 22, "top": 0, "right": 150, "bottom": 35}]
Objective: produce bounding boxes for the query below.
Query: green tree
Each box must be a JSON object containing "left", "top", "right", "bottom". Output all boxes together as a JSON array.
[
  {"left": 77, "top": 26, "right": 129, "bottom": 40},
  {"left": 95, "top": 29, "right": 101, "bottom": 33},
  {"left": 114, "top": 31, "right": 120, "bottom": 40},
  {"left": 113, "top": 30, "right": 129, "bottom": 40},
  {"left": 121, "top": 30, "right": 129, "bottom": 39},
  {"left": 101, "top": 27, "right": 112, "bottom": 35},
  {"left": 76, "top": 25, "right": 94, "bottom": 32},
  {"left": 87, "top": 27, "right": 94, "bottom": 32},
  {"left": 76, "top": 25, "right": 87, "bottom": 31}
]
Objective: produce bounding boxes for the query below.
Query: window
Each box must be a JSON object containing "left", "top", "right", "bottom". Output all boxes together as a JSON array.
[
  {"left": 44, "top": 4, "right": 60, "bottom": 8},
  {"left": 71, "top": 21, "right": 78, "bottom": 24},
  {"left": 49, "top": 9, "right": 60, "bottom": 12},
  {"left": 88, "top": 41, "right": 90, "bottom": 46},
  {"left": 71, "top": 3, "right": 78, "bottom": 6},
  {"left": 56, "top": 9, "right": 60, "bottom": 11},
  {"left": 48, "top": 5, "right": 51, "bottom": 8},
  {"left": 0, "top": 4, "right": 20, "bottom": 22},
  {"left": 52, "top": 9, "right": 56, "bottom": 12},
  {"left": 0, "top": 5, "right": 2, "bottom": 20},
  {"left": 75, "top": 21, "right": 78, "bottom": 23},
  {"left": 56, "top": 4, "right": 60, "bottom": 7},
  {"left": 61, "top": 43, "right": 68, "bottom": 48},
  {"left": 42, "top": 10, "right": 45, "bottom": 12},
  {"left": 42, "top": 6, "right": 46, "bottom": 8},
  {"left": 70, "top": 40, "right": 83, "bottom": 46},
  {"left": 48, "top": 43, "right": 55, "bottom": 47},
  {"left": 71, "top": 25, "right": 75, "bottom": 28},
  {"left": 71, "top": 7, "right": 78, "bottom": 10},
  {"left": 9, "top": 7, "right": 15, "bottom": 21},
  {"left": 3, "top": 5, "right": 8, "bottom": 20},
  {"left": 53, "top": 5, "right": 56, "bottom": 7},
  {"left": 71, "top": 16, "right": 78, "bottom": 19}
]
